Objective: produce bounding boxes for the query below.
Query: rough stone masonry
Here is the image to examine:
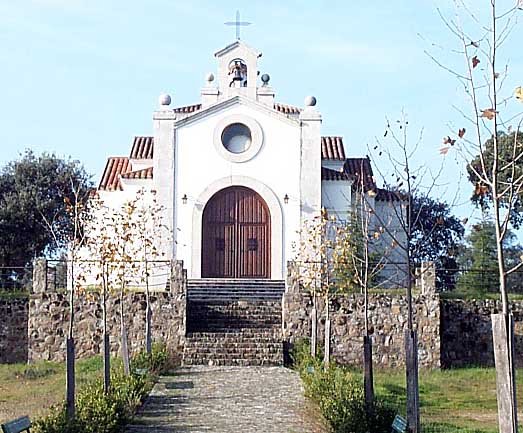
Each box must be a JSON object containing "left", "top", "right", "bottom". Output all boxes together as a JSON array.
[{"left": 3, "top": 259, "right": 523, "bottom": 368}]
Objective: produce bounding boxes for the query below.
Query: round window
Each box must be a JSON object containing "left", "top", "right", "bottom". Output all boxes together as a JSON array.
[{"left": 221, "top": 123, "right": 252, "bottom": 154}]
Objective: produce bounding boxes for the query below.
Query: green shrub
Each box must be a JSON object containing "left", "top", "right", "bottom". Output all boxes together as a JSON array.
[
  {"left": 34, "top": 363, "right": 151, "bottom": 433},
  {"left": 131, "top": 342, "right": 170, "bottom": 375},
  {"left": 33, "top": 405, "right": 78, "bottom": 433},
  {"left": 292, "top": 339, "right": 395, "bottom": 433}
]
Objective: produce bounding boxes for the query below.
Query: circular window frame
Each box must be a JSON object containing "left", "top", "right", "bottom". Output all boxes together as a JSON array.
[{"left": 213, "top": 114, "right": 263, "bottom": 163}]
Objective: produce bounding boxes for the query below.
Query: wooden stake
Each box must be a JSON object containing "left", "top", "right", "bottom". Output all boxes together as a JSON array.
[
  {"left": 65, "top": 337, "right": 75, "bottom": 420},
  {"left": 492, "top": 313, "right": 518, "bottom": 433},
  {"left": 405, "top": 330, "right": 420, "bottom": 433},
  {"left": 311, "top": 305, "right": 317, "bottom": 358},
  {"left": 363, "top": 335, "right": 375, "bottom": 411}
]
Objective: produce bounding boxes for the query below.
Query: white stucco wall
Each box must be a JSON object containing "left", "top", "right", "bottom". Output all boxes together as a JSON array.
[
  {"left": 174, "top": 102, "right": 302, "bottom": 280},
  {"left": 321, "top": 180, "right": 352, "bottom": 222},
  {"left": 372, "top": 199, "right": 409, "bottom": 287}
]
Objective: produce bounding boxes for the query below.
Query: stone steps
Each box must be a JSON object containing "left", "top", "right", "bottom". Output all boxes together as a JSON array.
[
  {"left": 187, "top": 279, "right": 285, "bottom": 301},
  {"left": 183, "top": 280, "right": 285, "bottom": 366},
  {"left": 183, "top": 332, "right": 284, "bottom": 366},
  {"left": 187, "top": 299, "right": 282, "bottom": 332}
]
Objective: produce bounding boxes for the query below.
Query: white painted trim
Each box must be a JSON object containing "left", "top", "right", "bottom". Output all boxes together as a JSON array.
[
  {"left": 191, "top": 176, "right": 283, "bottom": 279},
  {"left": 213, "top": 114, "right": 263, "bottom": 163},
  {"left": 173, "top": 95, "right": 298, "bottom": 128}
]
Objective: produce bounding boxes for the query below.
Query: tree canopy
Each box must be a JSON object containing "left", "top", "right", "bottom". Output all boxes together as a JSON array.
[
  {"left": 468, "top": 131, "right": 523, "bottom": 229},
  {"left": 409, "top": 194, "right": 465, "bottom": 265},
  {"left": 457, "top": 220, "right": 523, "bottom": 293},
  {"left": 0, "top": 150, "right": 93, "bottom": 267}
]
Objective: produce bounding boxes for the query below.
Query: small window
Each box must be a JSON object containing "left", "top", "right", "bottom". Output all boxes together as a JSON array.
[{"left": 221, "top": 123, "right": 252, "bottom": 154}]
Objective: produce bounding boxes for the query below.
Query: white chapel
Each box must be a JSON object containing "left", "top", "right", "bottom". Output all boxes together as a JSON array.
[{"left": 97, "top": 39, "right": 403, "bottom": 282}]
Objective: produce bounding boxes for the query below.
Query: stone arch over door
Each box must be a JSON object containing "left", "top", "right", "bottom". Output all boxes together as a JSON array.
[
  {"left": 192, "top": 176, "right": 283, "bottom": 279},
  {"left": 202, "top": 186, "right": 270, "bottom": 278}
]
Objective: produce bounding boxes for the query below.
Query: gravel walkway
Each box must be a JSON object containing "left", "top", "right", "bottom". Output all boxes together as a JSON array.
[{"left": 126, "top": 366, "right": 328, "bottom": 433}]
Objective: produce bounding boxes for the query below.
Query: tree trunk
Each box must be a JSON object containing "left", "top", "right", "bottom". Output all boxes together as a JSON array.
[
  {"left": 103, "top": 333, "right": 110, "bottom": 393},
  {"left": 120, "top": 281, "right": 130, "bottom": 376},
  {"left": 102, "top": 264, "right": 110, "bottom": 393},
  {"left": 405, "top": 329, "right": 420, "bottom": 433},
  {"left": 145, "top": 292, "right": 152, "bottom": 355},
  {"left": 363, "top": 335, "right": 374, "bottom": 412},
  {"left": 65, "top": 260, "right": 76, "bottom": 420},
  {"left": 145, "top": 259, "right": 152, "bottom": 354},
  {"left": 492, "top": 313, "right": 518, "bottom": 433},
  {"left": 311, "top": 299, "right": 317, "bottom": 358},
  {"left": 121, "top": 323, "right": 130, "bottom": 376},
  {"left": 324, "top": 296, "right": 330, "bottom": 367}
]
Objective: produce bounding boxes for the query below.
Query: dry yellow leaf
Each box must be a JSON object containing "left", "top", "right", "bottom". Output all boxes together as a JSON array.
[
  {"left": 480, "top": 109, "right": 497, "bottom": 120},
  {"left": 515, "top": 86, "right": 523, "bottom": 103}
]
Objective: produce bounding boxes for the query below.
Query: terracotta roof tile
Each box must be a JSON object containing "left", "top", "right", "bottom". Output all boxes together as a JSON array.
[
  {"left": 98, "top": 157, "right": 131, "bottom": 191},
  {"left": 375, "top": 188, "right": 403, "bottom": 202},
  {"left": 171, "top": 102, "right": 302, "bottom": 116},
  {"left": 322, "top": 167, "right": 350, "bottom": 181},
  {"left": 274, "top": 102, "right": 301, "bottom": 115},
  {"left": 130, "top": 136, "right": 154, "bottom": 159},
  {"left": 321, "top": 136, "right": 346, "bottom": 160},
  {"left": 173, "top": 103, "right": 202, "bottom": 113},
  {"left": 127, "top": 134, "right": 344, "bottom": 161},
  {"left": 344, "top": 157, "right": 376, "bottom": 191},
  {"left": 120, "top": 167, "right": 153, "bottom": 180}
]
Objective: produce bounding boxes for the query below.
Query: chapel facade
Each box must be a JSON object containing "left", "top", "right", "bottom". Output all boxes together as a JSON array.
[{"left": 97, "top": 40, "right": 405, "bottom": 283}]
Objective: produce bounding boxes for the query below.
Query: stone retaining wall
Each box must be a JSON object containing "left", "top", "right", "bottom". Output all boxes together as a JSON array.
[
  {"left": 28, "top": 291, "right": 186, "bottom": 362},
  {"left": 440, "top": 298, "right": 523, "bottom": 368},
  {"left": 5, "top": 259, "right": 523, "bottom": 369},
  {"left": 283, "top": 264, "right": 441, "bottom": 368},
  {"left": 27, "top": 259, "right": 187, "bottom": 362},
  {"left": 0, "top": 296, "right": 29, "bottom": 363}
]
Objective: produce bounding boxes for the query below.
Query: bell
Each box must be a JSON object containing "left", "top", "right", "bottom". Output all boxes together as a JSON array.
[{"left": 232, "top": 66, "right": 243, "bottom": 81}]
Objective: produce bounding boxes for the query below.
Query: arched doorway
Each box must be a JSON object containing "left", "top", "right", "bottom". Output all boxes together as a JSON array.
[{"left": 202, "top": 186, "right": 271, "bottom": 278}]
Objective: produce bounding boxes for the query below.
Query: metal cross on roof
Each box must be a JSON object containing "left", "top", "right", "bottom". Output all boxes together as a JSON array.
[{"left": 225, "top": 10, "right": 251, "bottom": 40}]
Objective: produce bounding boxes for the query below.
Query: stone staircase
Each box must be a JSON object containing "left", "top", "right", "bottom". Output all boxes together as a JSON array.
[
  {"left": 186, "top": 278, "right": 285, "bottom": 301},
  {"left": 183, "top": 279, "right": 285, "bottom": 366}
]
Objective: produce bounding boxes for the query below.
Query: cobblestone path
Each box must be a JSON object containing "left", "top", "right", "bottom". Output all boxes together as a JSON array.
[{"left": 126, "top": 366, "right": 328, "bottom": 433}]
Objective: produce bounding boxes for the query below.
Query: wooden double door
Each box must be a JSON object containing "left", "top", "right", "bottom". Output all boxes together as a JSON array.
[{"left": 202, "top": 186, "right": 271, "bottom": 278}]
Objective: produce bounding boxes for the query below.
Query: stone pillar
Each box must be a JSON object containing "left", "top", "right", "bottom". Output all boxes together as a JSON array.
[
  {"left": 257, "top": 74, "right": 275, "bottom": 107},
  {"left": 201, "top": 73, "right": 219, "bottom": 107},
  {"left": 299, "top": 97, "right": 322, "bottom": 233},
  {"left": 286, "top": 260, "right": 300, "bottom": 293},
  {"left": 170, "top": 260, "right": 187, "bottom": 295},
  {"left": 421, "top": 261, "right": 436, "bottom": 295},
  {"left": 153, "top": 97, "right": 177, "bottom": 261},
  {"left": 32, "top": 258, "right": 48, "bottom": 294}
]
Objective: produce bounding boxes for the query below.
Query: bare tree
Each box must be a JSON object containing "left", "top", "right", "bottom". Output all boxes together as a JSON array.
[
  {"left": 295, "top": 209, "right": 367, "bottom": 366},
  {"left": 365, "top": 113, "right": 456, "bottom": 432},
  {"left": 40, "top": 178, "right": 90, "bottom": 420},
  {"left": 430, "top": 2, "right": 523, "bottom": 431},
  {"left": 131, "top": 189, "right": 171, "bottom": 355}
]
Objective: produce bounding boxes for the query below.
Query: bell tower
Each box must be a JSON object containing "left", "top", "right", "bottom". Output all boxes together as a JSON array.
[{"left": 214, "top": 40, "right": 261, "bottom": 100}]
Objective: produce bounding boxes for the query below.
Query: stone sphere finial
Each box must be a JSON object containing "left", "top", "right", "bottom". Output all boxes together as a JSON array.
[
  {"left": 159, "top": 93, "right": 172, "bottom": 106},
  {"left": 261, "top": 73, "right": 270, "bottom": 86},
  {"left": 304, "top": 96, "right": 317, "bottom": 107},
  {"left": 205, "top": 73, "right": 215, "bottom": 84}
]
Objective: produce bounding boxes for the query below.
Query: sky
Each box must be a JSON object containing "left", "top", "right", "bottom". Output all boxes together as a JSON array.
[{"left": 1, "top": 0, "right": 522, "bottom": 237}]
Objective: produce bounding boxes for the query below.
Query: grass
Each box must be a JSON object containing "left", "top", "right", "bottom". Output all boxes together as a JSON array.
[
  {"left": 0, "top": 356, "right": 104, "bottom": 423},
  {"left": 1, "top": 358, "right": 521, "bottom": 432},
  {"left": 373, "top": 366, "right": 523, "bottom": 432},
  {"left": 0, "top": 290, "right": 29, "bottom": 299}
]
